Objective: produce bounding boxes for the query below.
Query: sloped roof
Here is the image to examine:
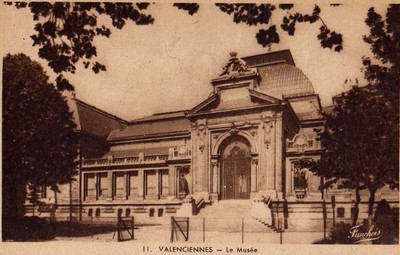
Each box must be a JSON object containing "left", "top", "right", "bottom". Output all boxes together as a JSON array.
[
  {"left": 104, "top": 50, "right": 317, "bottom": 141},
  {"left": 242, "top": 49, "right": 315, "bottom": 99},
  {"left": 70, "top": 98, "right": 127, "bottom": 138},
  {"left": 108, "top": 114, "right": 190, "bottom": 141},
  {"left": 129, "top": 110, "right": 187, "bottom": 123},
  {"left": 257, "top": 64, "right": 315, "bottom": 99},
  {"left": 242, "top": 49, "right": 295, "bottom": 67}
]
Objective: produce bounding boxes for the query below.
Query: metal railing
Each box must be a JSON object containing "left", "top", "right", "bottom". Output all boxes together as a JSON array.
[
  {"left": 115, "top": 216, "right": 134, "bottom": 241},
  {"left": 170, "top": 216, "right": 286, "bottom": 244},
  {"left": 171, "top": 216, "right": 189, "bottom": 242}
]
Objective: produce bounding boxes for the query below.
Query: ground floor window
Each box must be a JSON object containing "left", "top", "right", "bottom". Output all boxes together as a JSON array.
[
  {"left": 98, "top": 173, "right": 108, "bottom": 197},
  {"left": 160, "top": 169, "right": 169, "bottom": 197},
  {"left": 84, "top": 173, "right": 96, "bottom": 199},
  {"left": 146, "top": 170, "right": 157, "bottom": 197},
  {"left": 113, "top": 172, "right": 125, "bottom": 197},
  {"left": 129, "top": 171, "right": 139, "bottom": 197},
  {"left": 83, "top": 168, "right": 170, "bottom": 200}
]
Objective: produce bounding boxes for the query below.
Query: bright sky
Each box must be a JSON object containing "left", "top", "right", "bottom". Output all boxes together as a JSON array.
[{"left": 0, "top": 2, "right": 390, "bottom": 120}]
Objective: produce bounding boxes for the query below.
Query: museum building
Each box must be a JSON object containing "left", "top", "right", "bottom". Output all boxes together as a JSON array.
[{"left": 28, "top": 50, "right": 398, "bottom": 230}]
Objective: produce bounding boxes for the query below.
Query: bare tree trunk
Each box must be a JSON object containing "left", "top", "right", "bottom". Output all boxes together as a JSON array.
[
  {"left": 352, "top": 186, "right": 361, "bottom": 226},
  {"left": 368, "top": 188, "right": 376, "bottom": 227}
]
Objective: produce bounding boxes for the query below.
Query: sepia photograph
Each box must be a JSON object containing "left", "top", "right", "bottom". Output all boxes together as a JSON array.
[{"left": 0, "top": 1, "right": 399, "bottom": 254}]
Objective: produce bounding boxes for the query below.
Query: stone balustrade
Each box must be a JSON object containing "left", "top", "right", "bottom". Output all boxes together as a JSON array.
[{"left": 82, "top": 152, "right": 189, "bottom": 167}]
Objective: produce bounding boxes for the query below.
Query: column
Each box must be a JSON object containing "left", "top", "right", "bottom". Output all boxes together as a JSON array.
[
  {"left": 82, "top": 174, "right": 87, "bottom": 200},
  {"left": 155, "top": 169, "right": 160, "bottom": 199},
  {"left": 124, "top": 172, "right": 128, "bottom": 200},
  {"left": 251, "top": 158, "right": 258, "bottom": 192},
  {"left": 95, "top": 173, "right": 99, "bottom": 200},
  {"left": 275, "top": 113, "right": 283, "bottom": 193},
  {"left": 138, "top": 170, "right": 144, "bottom": 199},
  {"left": 107, "top": 171, "right": 113, "bottom": 201},
  {"left": 168, "top": 165, "right": 176, "bottom": 197},
  {"left": 212, "top": 161, "right": 218, "bottom": 193}
]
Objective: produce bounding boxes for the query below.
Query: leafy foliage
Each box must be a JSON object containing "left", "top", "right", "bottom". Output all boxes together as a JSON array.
[
  {"left": 3, "top": 53, "right": 79, "bottom": 220},
  {"left": 216, "top": 3, "right": 343, "bottom": 51},
  {"left": 256, "top": 25, "right": 280, "bottom": 47},
  {"left": 362, "top": 5, "right": 399, "bottom": 108},
  {"left": 173, "top": 3, "right": 199, "bottom": 16},
  {"left": 6, "top": 2, "right": 154, "bottom": 91},
  {"left": 302, "top": 5, "right": 399, "bottom": 225},
  {"left": 6, "top": 2, "right": 347, "bottom": 91}
]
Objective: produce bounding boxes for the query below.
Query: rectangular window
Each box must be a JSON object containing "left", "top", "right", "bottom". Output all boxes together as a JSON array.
[
  {"left": 160, "top": 169, "right": 169, "bottom": 197},
  {"left": 99, "top": 173, "right": 108, "bottom": 197},
  {"left": 145, "top": 170, "right": 157, "bottom": 197},
  {"left": 114, "top": 172, "right": 125, "bottom": 197},
  {"left": 85, "top": 173, "right": 96, "bottom": 198},
  {"left": 337, "top": 207, "right": 345, "bottom": 218},
  {"left": 117, "top": 208, "right": 123, "bottom": 217},
  {"left": 129, "top": 171, "right": 139, "bottom": 197}
]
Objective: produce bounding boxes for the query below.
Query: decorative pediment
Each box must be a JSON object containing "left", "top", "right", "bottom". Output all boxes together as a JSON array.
[
  {"left": 188, "top": 94, "right": 219, "bottom": 114},
  {"left": 248, "top": 89, "right": 281, "bottom": 104}
]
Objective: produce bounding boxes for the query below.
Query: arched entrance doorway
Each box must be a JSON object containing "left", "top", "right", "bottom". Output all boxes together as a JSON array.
[{"left": 220, "top": 136, "right": 251, "bottom": 199}]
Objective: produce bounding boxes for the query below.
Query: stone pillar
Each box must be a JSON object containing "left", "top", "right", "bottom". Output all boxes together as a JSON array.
[
  {"left": 138, "top": 170, "right": 144, "bottom": 199},
  {"left": 212, "top": 161, "right": 218, "bottom": 194},
  {"left": 168, "top": 165, "right": 176, "bottom": 197},
  {"left": 176, "top": 196, "right": 195, "bottom": 217},
  {"left": 210, "top": 160, "right": 219, "bottom": 201},
  {"left": 261, "top": 114, "right": 274, "bottom": 192},
  {"left": 124, "top": 172, "right": 128, "bottom": 199},
  {"left": 275, "top": 113, "right": 283, "bottom": 193},
  {"left": 251, "top": 158, "right": 258, "bottom": 193},
  {"left": 95, "top": 173, "right": 99, "bottom": 200},
  {"left": 155, "top": 169, "right": 160, "bottom": 199},
  {"left": 107, "top": 171, "right": 113, "bottom": 201}
]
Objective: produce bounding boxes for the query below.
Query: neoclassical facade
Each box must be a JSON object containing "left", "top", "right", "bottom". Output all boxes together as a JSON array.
[{"left": 28, "top": 50, "right": 398, "bottom": 229}]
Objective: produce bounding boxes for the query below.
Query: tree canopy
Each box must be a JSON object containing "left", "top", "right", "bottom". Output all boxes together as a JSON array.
[
  {"left": 302, "top": 4, "right": 399, "bottom": 225},
  {"left": 5, "top": 2, "right": 344, "bottom": 91},
  {"left": 2, "top": 53, "right": 79, "bottom": 220}
]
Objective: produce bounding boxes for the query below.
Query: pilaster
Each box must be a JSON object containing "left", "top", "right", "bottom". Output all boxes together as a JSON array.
[
  {"left": 106, "top": 171, "right": 113, "bottom": 201},
  {"left": 251, "top": 158, "right": 258, "bottom": 192},
  {"left": 138, "top": 170, "right": 144, "bottom": 199},
  {"left": 168, "top": 165, "right": 176, "bottom": 197}
]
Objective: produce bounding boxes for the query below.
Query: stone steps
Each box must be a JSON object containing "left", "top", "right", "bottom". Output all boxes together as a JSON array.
[
  {"left": 195, "top": 200, "right": 253, "bottom": 218},
  {"left": 188, "top": 200, "right": 274, "bottom": 233}
]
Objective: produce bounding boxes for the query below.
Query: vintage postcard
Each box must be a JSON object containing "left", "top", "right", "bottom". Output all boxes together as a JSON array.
[{"left": 0, "top": 0, "right": 399, "bottom": 254}]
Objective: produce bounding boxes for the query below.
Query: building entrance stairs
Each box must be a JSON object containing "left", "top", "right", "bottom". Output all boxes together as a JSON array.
[{"left": 188, "top": 200, "right": 275, "bottom": 233}]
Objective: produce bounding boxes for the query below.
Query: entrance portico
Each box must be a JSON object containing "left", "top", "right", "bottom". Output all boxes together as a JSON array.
[{"left": 187, "top": 52, "right": 295, "bottom": 202}]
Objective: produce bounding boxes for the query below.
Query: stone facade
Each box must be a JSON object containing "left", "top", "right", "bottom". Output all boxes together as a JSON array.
[{"left": 26, "top": 50, "right": 398, "bottom": 230}]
